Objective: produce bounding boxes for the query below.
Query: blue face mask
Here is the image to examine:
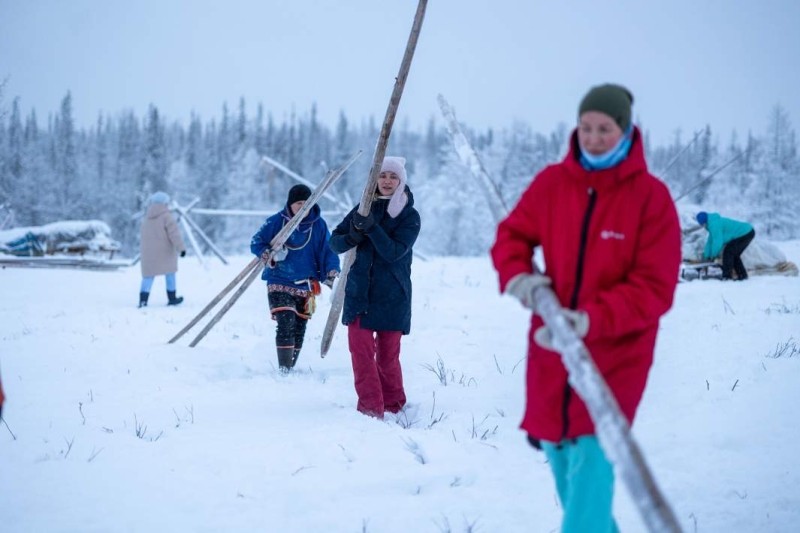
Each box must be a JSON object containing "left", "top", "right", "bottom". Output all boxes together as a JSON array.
[{"left": 579, "top": 125, "right": 634, "bottom": 171}]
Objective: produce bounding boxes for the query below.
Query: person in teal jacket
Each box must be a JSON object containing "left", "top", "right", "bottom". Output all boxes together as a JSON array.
[{"left": 697, "top": 211, "right": 755, "bottom": 280}]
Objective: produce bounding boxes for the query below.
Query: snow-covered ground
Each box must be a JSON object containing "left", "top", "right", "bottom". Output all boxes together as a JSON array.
[{"left": 2, "top": 243, "right": 799, "bottom": 532}]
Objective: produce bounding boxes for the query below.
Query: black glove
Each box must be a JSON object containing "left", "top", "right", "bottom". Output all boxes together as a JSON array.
[
  {"left": 180, "top": 250, "right": 186, "bottom": 258},
  {"left": 353, "top": 212, "right": 375, "bottom": 233},
  {"left": 323, "top": 272, "right": 338, "bottom": 289},
  {"left": 348, "top": 221, "right": 366, "bottom": 245}
]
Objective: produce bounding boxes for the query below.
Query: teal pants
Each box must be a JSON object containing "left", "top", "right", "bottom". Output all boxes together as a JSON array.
[{"left": 541, "top": 436, "right": 619, "bottom": 533}]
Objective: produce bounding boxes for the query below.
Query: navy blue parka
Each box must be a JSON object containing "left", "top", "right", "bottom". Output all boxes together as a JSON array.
[{"left": 329, "top": 188, "right": 420, "bottom": 333}]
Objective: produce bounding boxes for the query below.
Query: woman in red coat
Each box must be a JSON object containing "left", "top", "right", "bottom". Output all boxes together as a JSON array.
[{"left": 491, "top": 84, "right": 681, "bottom": 532}]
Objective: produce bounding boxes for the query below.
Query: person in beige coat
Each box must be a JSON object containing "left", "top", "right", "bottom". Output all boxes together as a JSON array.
[{"left": 139, "top": 191, "right": 186, "bottom": 307}]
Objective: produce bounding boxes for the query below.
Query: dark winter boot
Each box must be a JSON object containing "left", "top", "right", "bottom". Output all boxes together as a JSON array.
[
  {"left": 138, "top": 292, "right": 149, "bottom": 308},
  {"left": 277, "top": 346, "right": 295, "bottom": 373},
  {"left": 167, "top": 290, "right": 184, "bottom": 306}
]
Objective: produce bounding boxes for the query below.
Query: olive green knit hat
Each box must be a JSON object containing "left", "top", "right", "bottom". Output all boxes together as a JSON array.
[{"left": 578, "top": 84, "right": 634, "bottom": 131}]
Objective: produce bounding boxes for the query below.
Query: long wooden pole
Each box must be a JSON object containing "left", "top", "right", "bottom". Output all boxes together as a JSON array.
[
  {"left": 674, "top": 151, "right": 743, "bottom": 202},
  {"left": 261, "top": 154, "right": 352, "bottom": 214},
  {"left": 320, "top": 0, "right": 428, "bottom": 357},
  {"left": 438, "top": 93, "right": 508, "bottom": 222},
  {"left": 167, "top": 257, "right": 260, "bottom": 344},
  {"left": 529, "top": 289, "right": 682, "bottom": 533},
  {"left": 177, "top": 215, "right": 205, "bottom": 267},
  {"left": 262, "top": 153, "right": 428, "bottom": 262},
  {"left": 188, "top": 262, "right": 263, "bottom": 347},
  {"left": 658, "top": 129, "right": 703, "bottom": 179},
  {"left": 176, "top": 150, "right": 361, "bottom": 347},
  {"left": 174, "top": 203, "right": 229, "bottom": 265}
]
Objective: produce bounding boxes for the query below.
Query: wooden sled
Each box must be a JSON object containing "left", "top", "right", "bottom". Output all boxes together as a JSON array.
[
  {"left": 680, "top": 261, "right": 722, "bottom": 281},
  {"left": 680, "top": 260, "right": 798, "bottom": 281}
]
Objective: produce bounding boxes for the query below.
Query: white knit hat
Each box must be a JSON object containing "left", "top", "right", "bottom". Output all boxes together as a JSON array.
[{"left": 380, "top": 156, "right": 408, "bottom": 218}]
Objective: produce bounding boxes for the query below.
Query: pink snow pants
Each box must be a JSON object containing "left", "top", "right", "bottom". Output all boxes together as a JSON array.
[{"left": 348, "top": 316, "right": 406, "bottom": 418}]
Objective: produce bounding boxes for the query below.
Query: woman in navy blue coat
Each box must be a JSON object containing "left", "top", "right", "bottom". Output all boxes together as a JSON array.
[
  {"left": 250, "top": 185, "right": 340, "bottom": 372},
  {"left": 329, "top": 157, "right": 421, "bottom": 418}
]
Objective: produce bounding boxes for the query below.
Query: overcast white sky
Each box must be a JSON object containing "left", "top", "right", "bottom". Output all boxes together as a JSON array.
[{"left": 1, "top": 0, "right": 797, "bottom": 145}]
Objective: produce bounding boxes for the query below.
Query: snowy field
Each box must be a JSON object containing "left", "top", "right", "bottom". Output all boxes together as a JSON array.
[{"left": 2, "top": 243, "right": 800, "bottom": 533}]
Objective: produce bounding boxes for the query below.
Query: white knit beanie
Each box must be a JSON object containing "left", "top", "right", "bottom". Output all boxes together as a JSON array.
[{"left": 380, "top": 156, "right": 408, "bottom": 218}]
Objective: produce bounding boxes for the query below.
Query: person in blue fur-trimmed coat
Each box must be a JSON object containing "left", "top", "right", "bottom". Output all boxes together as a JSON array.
[
  {"left": 250, "top": 185, "right": 340, "bottom": 372},
  {"left": 697, "top": 211, "right": 755, "bottom": 280}
]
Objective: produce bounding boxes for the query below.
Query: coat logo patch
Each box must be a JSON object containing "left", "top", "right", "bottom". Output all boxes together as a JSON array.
[{"left": 601, "top": 230, "right": 625, "bottom": 241}]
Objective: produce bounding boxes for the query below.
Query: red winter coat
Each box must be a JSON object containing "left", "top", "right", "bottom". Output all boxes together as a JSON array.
[{"left": 491, "top": 127, "right": 681, "bottom": 442}]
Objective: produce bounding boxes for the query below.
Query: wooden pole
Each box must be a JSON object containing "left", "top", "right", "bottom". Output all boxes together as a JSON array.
[
  {"left": 167, "top": 257, "right": 260, "bottom": 344},
  {"left": 530, "top": 290, "right": 683, "bottom": 532},
  {"left": 177, "top": 214, "right": 205, "bottom": 267},
  {"left": 320, "top": 0, "right": 429, "bottom": 357},
  {"left": 174, "top": 203, "right": 229, "bottom": 265},
  {"left": 261, "top": 154, "right": 352, "bottom": 215},
  {"left": 674, "top": 151, "right": 743, "bottom": 203},
  {"left": 188, "top": 261, "right": 263, "bottom": 347},
  {"left": 172, "top": 151, "right": 361, "bottom": 347},
  {"left": 438, "top": 93, "right": 508, "bottom": 222},
  {"left": 658, "top": 129, "right": 703, "bottom": 179}
]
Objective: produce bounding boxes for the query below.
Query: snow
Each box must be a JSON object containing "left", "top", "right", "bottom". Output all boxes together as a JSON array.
[{"left": 2, "top": 244, "right": 800, "bottom": 532}]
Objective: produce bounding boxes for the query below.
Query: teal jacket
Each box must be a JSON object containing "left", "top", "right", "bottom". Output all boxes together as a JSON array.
[{"left": 703, "top": 213, "right": 754, "bottom": 259}]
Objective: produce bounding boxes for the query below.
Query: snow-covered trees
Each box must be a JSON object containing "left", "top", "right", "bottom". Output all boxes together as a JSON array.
[
  {"left": 141, "top": 104, "right": 169, "bottom": 196},
  {"left": 54, "top": 92, "right": 79, "bottom": 219},
  {"left": 747, "top": 104, "right": 799, "bottom": 239},
  {"left": 1, "top": 91, "right": 797, "bottom": 256}
]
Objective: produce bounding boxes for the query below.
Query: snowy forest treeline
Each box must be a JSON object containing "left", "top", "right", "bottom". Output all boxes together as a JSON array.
[{"left": 0, "top": 87, "right": 798, "bottom": 257}]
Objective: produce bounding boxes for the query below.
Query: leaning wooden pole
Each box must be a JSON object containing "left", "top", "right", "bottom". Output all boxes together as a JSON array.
[
  {"left": 176, "top": 211, "right": 206, "bottom": 266},
  {"left": 167, "top": 257, "right": 260, "bottom": 344},
  {"left": 188, "top": 261, "right": 263, "bottom": 347},
  {"left": 262, "top": 153, "right": 428, "bottom": 262},
  {"left": 674, "top": 151, "right": 743, "bottom": 202},
  {"left": 320, "top": 0, "right": 428, "bottom": 357},
  {"left": 528, "top": 290, "right": 682, "bottom": 533},
  {"left": 438, "top": 93, "right": 508, "bottom": 222},
  {"left": 180, "top": 150, "right": 361, "bottom": 348},
  {"left": 261, "top": 154, "right": 353, "bottom": 214},
  {"left": 174, "top": 203, "right": 229, "bottom": 265},
  {"left": 658, "top": 129, "right": 703, "bottom": 179},
  {"left": 439, "top": 98, "right": 682, "bottom": 533}
]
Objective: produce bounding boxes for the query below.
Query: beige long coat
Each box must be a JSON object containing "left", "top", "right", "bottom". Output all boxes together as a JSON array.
[{"left": 140, "top": 204, "right": 186, "bottom": 277}]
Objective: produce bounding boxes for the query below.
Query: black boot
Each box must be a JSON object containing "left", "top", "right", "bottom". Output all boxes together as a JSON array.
[
  {"left": 277, "top": 346, "right": 294, "bottom": 373},
  {"left": 167, "top": 290, "right": 184, "bottom": 306},
  {"left": 138, "top": 292, "right": 149, "bottom": 308},
  {"left": 290, "top": 348, "right": 301, "bottom": 368}
]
